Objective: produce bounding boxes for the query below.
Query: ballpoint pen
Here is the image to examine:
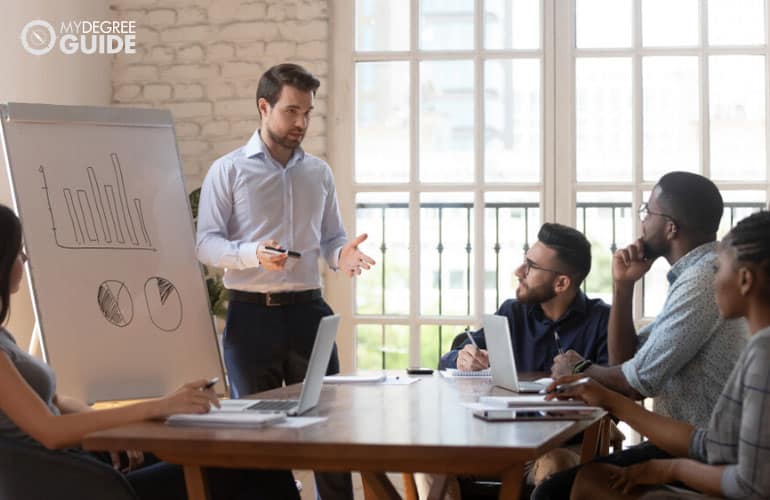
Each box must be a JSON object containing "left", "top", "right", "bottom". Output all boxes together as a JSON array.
[
  {"left": 554, "top": 330, "right": 564, "bottom": 355},
  {"left": 465, "top": 326, "right": 478, "bottom": 348}
]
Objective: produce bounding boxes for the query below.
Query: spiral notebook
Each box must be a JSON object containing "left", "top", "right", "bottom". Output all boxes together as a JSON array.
[
  {"left": 167, "top": 411, "right": 286, "bottom": 428},
  {"left": 442, "top": 368, "right": 492, "bottom": 378}
]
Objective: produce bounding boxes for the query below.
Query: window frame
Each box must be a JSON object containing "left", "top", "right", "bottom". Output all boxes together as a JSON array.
[{"left": 328, "top": 0, "right": 770, "bottom": 371}]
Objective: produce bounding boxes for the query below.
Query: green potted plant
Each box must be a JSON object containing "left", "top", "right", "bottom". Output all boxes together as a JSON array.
[{"left": 189, "top": 188, "right": 227, "bottom": 319}]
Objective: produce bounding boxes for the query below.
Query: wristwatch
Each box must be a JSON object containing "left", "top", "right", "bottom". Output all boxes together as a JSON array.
[{"left": 572, "top": 359, "right": 593, "bottom": 374}]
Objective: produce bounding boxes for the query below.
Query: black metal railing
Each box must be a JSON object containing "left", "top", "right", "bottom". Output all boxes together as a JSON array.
[{"left": 356, "top": 200, "right": 767, "bottom": 368}]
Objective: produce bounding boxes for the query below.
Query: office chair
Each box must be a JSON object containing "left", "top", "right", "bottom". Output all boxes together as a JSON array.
[{"left": 0, "top": 437, "right": 137, "bottom": 500}]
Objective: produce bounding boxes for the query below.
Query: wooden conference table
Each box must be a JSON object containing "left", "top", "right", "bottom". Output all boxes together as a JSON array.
[{"left": 84, "top": 373, "right": 606, "bottom": 500}]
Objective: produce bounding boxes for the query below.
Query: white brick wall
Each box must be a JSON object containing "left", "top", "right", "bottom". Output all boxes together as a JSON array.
[{"left": 110, "top": 0, "right": 329, "bottom": 190}]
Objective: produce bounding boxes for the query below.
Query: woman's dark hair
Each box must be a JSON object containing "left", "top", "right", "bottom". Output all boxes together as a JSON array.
[
  {"left": 0, "top": 205, "right": 22, "bottom": 325},
  {"left": 256, "top": 63, "right": 320, "bottom": 111},
  {"left": 721, "top": 210, "right": 770, "bottom": 295},
  {"left": 537, "top": 223, "right": 592, "bottom": 287}
]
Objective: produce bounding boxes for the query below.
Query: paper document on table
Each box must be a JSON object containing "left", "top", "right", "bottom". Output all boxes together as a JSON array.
[
  {"left": 534, "top": 377, "right": 554, "bottom": 386},
  {"left": 441, "top": 368, "right": 492, "bottom": 378},
  {"left": 323, "top": 373, "right": 387, "bottom": 384},
  {"left": 274, "top": 416, "right": 327, "bottom": 429},
  {"left": 479, "top": 394, "right": 586, "bottom": 407},
  {"left": 166, "top": 411, "right": 286, "bottom": 428}
]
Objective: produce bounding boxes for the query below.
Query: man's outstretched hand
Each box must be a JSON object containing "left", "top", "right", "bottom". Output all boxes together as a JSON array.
[{"left": 339, "top": 233, "right": 376, "bottom": 277}]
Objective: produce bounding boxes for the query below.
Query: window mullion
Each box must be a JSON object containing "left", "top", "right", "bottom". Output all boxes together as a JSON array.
[
  {"left": 632, "top": 0, "right": 644, "bottom": 324},
  {"left": 408, "top": 0, "right": 421, "bottom": 367},
  {"left": 765, "top": 0, "right": 770, "bottom": 199},
  {"left": 553, "top": 0, "right": 573, "bottom": 225},
  {"left": 473, "top": 0, "right": 485, "bottom": 325},
  {"left": 700, "top": 0, "right": 711, "bottom": 178},
  {"left": 543, "top": 0, "right": 557, "bottom": 225}
]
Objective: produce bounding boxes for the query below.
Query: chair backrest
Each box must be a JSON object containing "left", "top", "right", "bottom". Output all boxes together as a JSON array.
[
  {"left": 0, "top": 437, "right": 137, "bottom": 500},
  {"left": 450, "top": 331, "right": 469, "bottom": 351}
]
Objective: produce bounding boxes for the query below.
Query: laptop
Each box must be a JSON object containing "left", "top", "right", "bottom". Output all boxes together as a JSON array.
[
  {"left": 482, "top": 314, "right": 546, "bottom": 393},
  {"left": 219, "top": 314, "right": 340, "bottom": 416}
]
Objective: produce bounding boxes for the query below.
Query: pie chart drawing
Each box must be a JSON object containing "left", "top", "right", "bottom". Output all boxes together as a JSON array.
[
  {"left": 98, "top": 280, "right": 133, "bottom": 327},
  {"left": 144, "top": 277, "right": 182, "bottom": 332}
]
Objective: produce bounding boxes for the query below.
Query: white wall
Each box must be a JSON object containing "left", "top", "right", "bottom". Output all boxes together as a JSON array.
[{"left": 0, "top": 0, "right": 111, "bottom": 352}]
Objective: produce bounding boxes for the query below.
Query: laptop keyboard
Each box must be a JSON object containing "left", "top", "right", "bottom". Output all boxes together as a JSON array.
[{"left": 245, "top": 400, "right": 298, "bottom": 411}]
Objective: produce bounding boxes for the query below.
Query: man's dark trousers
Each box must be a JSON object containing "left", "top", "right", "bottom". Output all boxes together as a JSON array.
[{"left": 223, "top": 296, "right": 354, "bottom": 500}]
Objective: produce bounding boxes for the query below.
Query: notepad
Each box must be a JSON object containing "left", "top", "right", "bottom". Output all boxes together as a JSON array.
[
  {"left": 166, "top": 411, "right": 286, "bottom": 428},
  {"left": 323, "top": 373, "right": 387, "bottom": 384},
  {"left": 442, "top": 368, "right": 492, "bottom": 378},
  {"left": 473, "top": 406, "right": 601, "bottom": 421},
  {"left": 479, "top": 394, "right": 587, "bottom": 407}
]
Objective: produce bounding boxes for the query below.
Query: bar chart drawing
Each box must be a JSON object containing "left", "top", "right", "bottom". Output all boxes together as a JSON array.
[{"left": 39, "top": 153, "right": 155, "bottom": 251}]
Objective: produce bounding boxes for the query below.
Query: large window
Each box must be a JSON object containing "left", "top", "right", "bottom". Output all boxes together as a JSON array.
[
  {"left": 329, "top": 0, "right": 770, "bottom": 370},
  {"left": 571, "top": 0, "right": 769, "bottom": 316}
]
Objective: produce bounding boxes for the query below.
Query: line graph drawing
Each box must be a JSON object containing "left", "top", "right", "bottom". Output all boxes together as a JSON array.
[
  {"left": 40, "top": 153, "right": 155, "bottom": 251},
  {"left": 98, "top": 280, "right": 133, "bottom": 327},
  {"left": 144, "top": 277, "right": 183, "bottom": 332}
]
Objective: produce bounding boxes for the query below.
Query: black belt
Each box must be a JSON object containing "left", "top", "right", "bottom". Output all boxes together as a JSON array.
[{"left": 228, "top": 289, "right": 322, "bottom": 307}]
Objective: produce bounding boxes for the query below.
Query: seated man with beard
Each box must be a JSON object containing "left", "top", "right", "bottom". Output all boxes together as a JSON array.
[
  {"left": 440, "top": 222, "right": 609, "bottom": 374},
  {"left": 427, "top": 223, "right": 609, "bottom": 499}
]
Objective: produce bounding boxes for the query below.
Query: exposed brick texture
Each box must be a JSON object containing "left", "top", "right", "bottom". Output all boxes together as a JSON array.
[{"left": 110, "top": 0, "right": 329, "bottom": 190}]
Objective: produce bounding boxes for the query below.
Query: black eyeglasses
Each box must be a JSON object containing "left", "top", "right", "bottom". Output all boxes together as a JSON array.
[
  {"left": 522, "top": 258, "right": 568, "bottom": 277},
  {"left": 638, "top": 202, "right": 678, "bottom": 226}
]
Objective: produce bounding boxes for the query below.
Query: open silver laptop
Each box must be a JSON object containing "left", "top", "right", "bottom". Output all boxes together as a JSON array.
[
  {"left": 483, "top": 314, "right": 546, "bottom": 393},
  {"left": 219, "top": 314, "right": 340, "bottom": 416}
]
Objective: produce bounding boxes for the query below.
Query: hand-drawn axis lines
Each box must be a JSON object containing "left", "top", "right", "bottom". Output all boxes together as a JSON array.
[{"left": 40, "top": 153, "right": 154, "bottom": 251}]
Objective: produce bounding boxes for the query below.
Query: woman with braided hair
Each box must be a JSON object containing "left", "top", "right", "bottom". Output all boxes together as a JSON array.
[{"left": 548, "top": 210, "right": 770, "bottom": 499}]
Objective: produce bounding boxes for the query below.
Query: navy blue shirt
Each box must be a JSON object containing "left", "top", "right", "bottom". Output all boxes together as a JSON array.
[{"left": 439, "top": 291, "right": 610, "bottom": 372}]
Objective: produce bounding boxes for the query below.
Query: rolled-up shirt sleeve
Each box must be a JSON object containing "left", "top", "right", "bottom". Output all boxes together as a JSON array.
[
  {"left": 195, "top": 160, "right": 261, "bottom": 270},
  {"left": 620, "top": 273, "right": 721, "bottom": 398},
  {"left": 688, "top": 427, "right": 707, "bottom": 461}
]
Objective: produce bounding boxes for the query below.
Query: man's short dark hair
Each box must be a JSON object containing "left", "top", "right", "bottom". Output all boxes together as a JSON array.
[
  {"left": 537, "top": 223, "right": 592, "bottom": 287},
  {"left": 656, "top": 171, "right": 723, "bottom": 235},
  {"left": 256, "top": 63, "right": 320, "bottom": 111}
]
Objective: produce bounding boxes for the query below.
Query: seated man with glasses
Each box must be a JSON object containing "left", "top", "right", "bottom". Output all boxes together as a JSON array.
[
  {"left": 430, "top": 223, "right": 609, "bottom": 498},
  {"left": 439, "top": 222, "right": 610, "bottom": 374},
  {"left": 535, "top": 171, "right": 748, "bottom": 500}
]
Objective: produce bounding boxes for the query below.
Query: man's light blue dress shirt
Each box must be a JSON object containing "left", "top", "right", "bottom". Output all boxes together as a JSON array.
[{"left": 196, "top": 130, "right": 347, "bottom": 292}]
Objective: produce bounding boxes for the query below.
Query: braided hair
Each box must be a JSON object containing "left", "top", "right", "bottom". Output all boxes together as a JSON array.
[{"left": 721, "top": 211, "right": 770, "bottom": 295}]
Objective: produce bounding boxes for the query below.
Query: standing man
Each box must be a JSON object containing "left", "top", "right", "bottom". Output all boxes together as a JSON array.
[{"left": 196, "top": 63, "right": 374, "bottom": 500}]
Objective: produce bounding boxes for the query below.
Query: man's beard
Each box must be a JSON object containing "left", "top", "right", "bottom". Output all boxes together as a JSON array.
[
  {"left": 641, "top": 237, "right": 666, "bottom": 260},
  {"left": 267, "top": 125, "right": 304, "bottom": 149},
  {"left": 516, "top": 281, "right": 557, "bottom": 304}
]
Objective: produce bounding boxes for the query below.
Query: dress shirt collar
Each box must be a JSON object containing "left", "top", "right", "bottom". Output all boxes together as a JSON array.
[
  {"left": 666, "top": 241, "right": 717, "bottom": 284},
  {"left": 242, "top": 129, "right": 306, "bottom": 166},
  {"left": 526, "top": 290, "right": 588, "bottom": 324}
]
